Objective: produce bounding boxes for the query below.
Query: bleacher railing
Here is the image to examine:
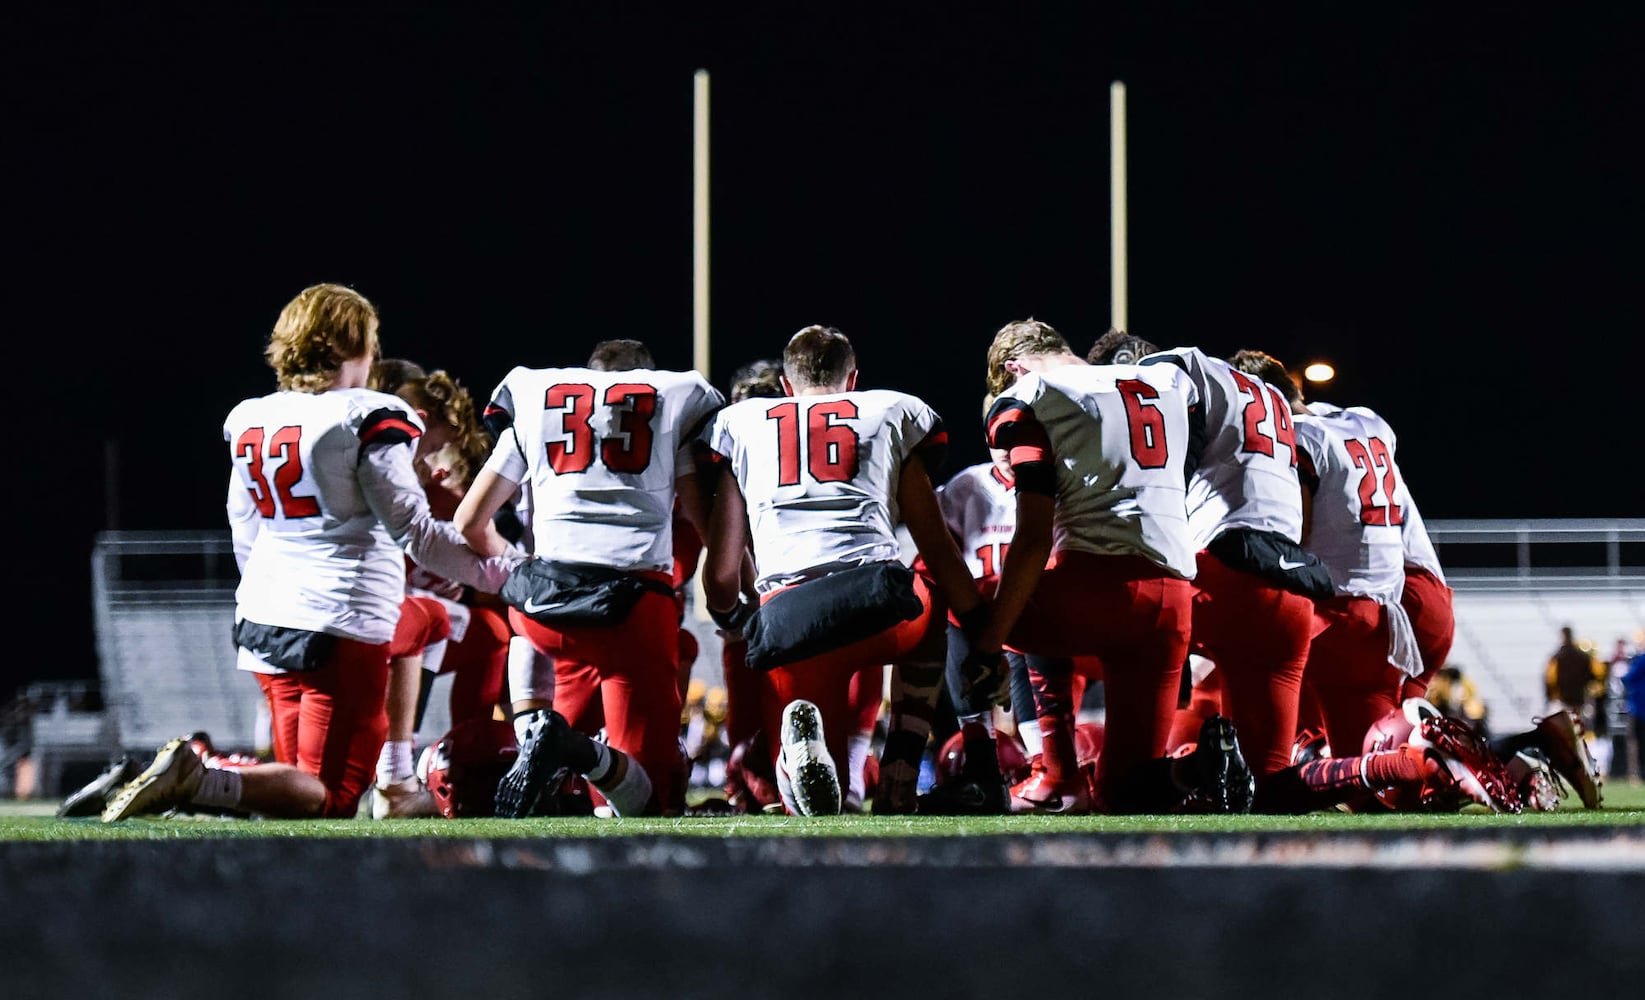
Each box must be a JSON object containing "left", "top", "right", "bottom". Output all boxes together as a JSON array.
[{"left": 1425, "top": 518, "right": 1645, "bottom": 591}]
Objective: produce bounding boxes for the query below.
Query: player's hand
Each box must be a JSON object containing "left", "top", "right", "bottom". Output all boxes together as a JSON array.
[{"left": 709, "top": 595, "right": 756, "bottom": 638}]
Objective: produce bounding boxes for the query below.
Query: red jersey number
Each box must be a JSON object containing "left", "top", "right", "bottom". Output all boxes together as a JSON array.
[
  {"left": 234, "top": 425, "right": 321, "bottom": 519},
  {"left": 1343, "top": 436, "right": 1404, "bottom": 526},
  {"left": 1230, "top": 371, "right": 1298, "bottom": 467},
  {"left": 768, "top": 400, "right": 862, "bottom": 486},
  {"left": 1116, "top": 379, "right": 1169, "bottom": 469},
  {"left": 975, "top": 541, "right": 1011, "bottom": 579},
  {"left": 543, "top": 382, "right": 658, "bottom": 475}
]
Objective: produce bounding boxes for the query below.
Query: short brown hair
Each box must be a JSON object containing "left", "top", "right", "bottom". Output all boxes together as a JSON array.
[
  {"left": 266, "top": 283, "right": 380, "bottom": 392},
  {"left": 1228, "top": 349, "right": 1302, "bottom": 406},
  {"left": 588, "top": 339, "right": 656, "bottom": 372},
  {"left": 371, "top": 357, "right": 428, "bottom": 396},
  {"left": 783, "top": 326, "right": 855, "bottom": 390},
  {"left": 986, "top": 318, "right": 1073, "bottom": 396},
  {"left": 1087, "top": 328, "right": 1160, "bottom": 366}
]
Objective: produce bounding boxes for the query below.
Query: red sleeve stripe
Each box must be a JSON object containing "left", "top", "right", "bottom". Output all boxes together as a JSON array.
[
  {"left": 986, "top": 402, "right": 1050, "bottom": 468},
  {"left": 359, "top": 407, "right": 423, "bottom": 448}
]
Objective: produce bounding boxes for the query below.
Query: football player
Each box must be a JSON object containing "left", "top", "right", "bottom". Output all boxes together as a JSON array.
[
  {"left": 700, "top": 325, "right": 982, "bottom": 816},
  {"left": 455, "top": 338, "right": 725, "bottom": 818},
  {"left": 975, "top": 319, "right": 1251, "bottom": 814},
  {"left": 1306, "top": 399, "right": 1455, "bottom": 707},
  {"left": 104, "top": 283, "right": 522, "bottom": 823},
  {"left": 1086, "top": 332, "right": 1333, "bottom": 808},
  {"left": 372, "top": 364, "right": 516, "bottom": 819},
  {"left": 927, "top": 432, "right": 1079, "bottom": 813},
  {"left": 1229, "top": 351, "right": 1420, "bottom": 756}
]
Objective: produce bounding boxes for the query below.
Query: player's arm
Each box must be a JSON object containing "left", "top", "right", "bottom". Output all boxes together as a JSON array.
[
  {"left": 976, "top": 398, "right": 1056, "bottom": 653},
  {"left": 359, "top": 432, "right": 520, "bottom": 593},
  {"left": 897, "top": 460, "right": 981, "bottom": 618},
  {"left": 703, "top": 462, "right": 752, "bottom": 619},
  {"left": 452, "top": 466, "right": 521, "bottom": 559},
  {"left": 453, "top": 424, "right": 528, "bottom": 559},
  {"left": 982, "top": 491, "right": 1053, "bottom": 653},
  {"left": 225, "top": 468, "right": 260, "bottom": 574}
]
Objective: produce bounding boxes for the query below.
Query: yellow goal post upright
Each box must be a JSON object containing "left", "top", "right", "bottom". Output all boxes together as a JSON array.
[{"left": 1110, "top": 80, "right": 1128, "bottom": 335}]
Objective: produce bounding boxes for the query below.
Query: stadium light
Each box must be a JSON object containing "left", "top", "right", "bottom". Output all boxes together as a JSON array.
[{"left": 1303, "top": 362, "right": 1335, "bottom": 384}]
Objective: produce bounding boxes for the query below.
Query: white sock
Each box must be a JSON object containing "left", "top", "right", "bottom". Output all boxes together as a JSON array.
[
  {"left": 1018, "top": 717, "right": 1044, "bottom": 759},
  {"left": 507, "top": 636, "right": 554, "bottom": 705},
  {"left": 847, "top": 730, "right": 872, "bottom": 804},
  {"left": 596, "top": 753, "right": 653, "bottom": 817},
  {"left": 377, "top": 739, "right": 415, "bottom": 785},
  {"left": 192, "top": 768, "right": 243, "bottom": 810}
]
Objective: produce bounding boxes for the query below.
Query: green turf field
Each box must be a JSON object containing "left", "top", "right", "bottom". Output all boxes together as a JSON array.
[{"left": 2, "top": 780, "right": 1641, "bottom": 841}]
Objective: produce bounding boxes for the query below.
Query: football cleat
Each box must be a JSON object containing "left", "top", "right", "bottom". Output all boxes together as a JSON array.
[
  {"left": 493, "top": 710, "right": 571, "bottom": 818},
  {"left": 1531, "top": 710, "right": 1602, "bottom": 809},
  {"left": 371, "top": 775, "right": 441, "bottom": 819},
  {"left": 778, "top": 700, "right": 841, "bottom": 816},
  {"left": 1006, "top": 758, "right": 1092, "bottom": 815},
  {"left": 1291, "top": 728, "right": 1331, "bottom": 765},
  {"left": 1411, "top": 715, "right": 1522, "bottom": 814},
  {"left": 57, "top": 755, "right": 143, "bottom": 819},
  {"left": 723, "top": 731, "right": 781, "bottom": 814},
  {"left": 101, "top": 736, "right": 204, "bottom": 823},
  {"left": 871, "top": 759, "right": 920, "bottom": 816},
  {"left": 1176, "top": 715, "right": 1256, "bottom": 814},
  {"left": 1506, "top": 749, "right": 1562, "bottom": 813}
]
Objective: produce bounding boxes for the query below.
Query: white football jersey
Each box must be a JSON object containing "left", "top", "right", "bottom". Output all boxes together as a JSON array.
[
  {"left": 938, "top": 461, "right": 1017, "bottom": 580},
  {"left": 483, "top": 366, "right": 724, "bottom": 573},
  {"left": 224, "top": 387, "right": 507, "bottom": 648},
  {"left": 1293, "top": 407, "right": 1408, "bottom": 599},
  {"left": 990, "top": 363, "right": 1198, "bottom": 578},
  {"left": 1142, "top": 347, "right": 1304, "bottom": 549},
  {"left": 1311, "top": 402, "right": 1445, "bottom": 584},
  {"left": 703, "top": 389, "right": 944, "bottom": 592}
]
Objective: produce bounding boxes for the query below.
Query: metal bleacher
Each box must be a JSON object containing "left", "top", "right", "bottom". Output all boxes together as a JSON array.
[
  {"left": 1427, "top": 519, "right": 1645, "bottom": 725},
  {"left": 91, "top": 531, "right": 261, "bottom": 754}
]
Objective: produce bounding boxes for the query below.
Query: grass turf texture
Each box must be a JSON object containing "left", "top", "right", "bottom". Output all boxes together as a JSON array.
[{"left": 1, "top": 780, "right": 1642, "bottom": 841}]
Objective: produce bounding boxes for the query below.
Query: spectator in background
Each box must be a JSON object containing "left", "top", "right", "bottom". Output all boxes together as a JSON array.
[
  {"left": 1427, "top": 664, "right": 1489, "bottom": 739},
  {"left": 1545, "top": 626, "right": 1603, "bottom": 733},
  {"left": 1625, "top": 637, "right": 1645, "bottom": 780}
]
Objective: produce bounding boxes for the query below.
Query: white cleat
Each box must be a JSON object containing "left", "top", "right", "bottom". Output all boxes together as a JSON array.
[{"left": 779, "top": 700, "right": 841, "bottom": 817}]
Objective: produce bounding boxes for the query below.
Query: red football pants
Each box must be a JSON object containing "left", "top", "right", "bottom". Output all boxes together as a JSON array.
[
  {"left": 1002, "top": 551, "right": 1193, "bottom": 810},
  {"left": 255, "top": 637, "right": 390, "bottom": 818},
  {"left": 1190, "top": 551, "right": 1320, "bottom": 778},
  {"left": 762, "top": 573, "right": 944, "bottom": 780},
  {"left": 1399, "top": 567, "right": 1455, "bottom": 702},
  {"left": 1302, "top": 595, "right": 1403, "bottom": 756},
  {"left": 509, "top": 579, "right": 683, "bottom": 815},
  {"left": 436, "top": 604, "right": 511, "bottom": 728}
]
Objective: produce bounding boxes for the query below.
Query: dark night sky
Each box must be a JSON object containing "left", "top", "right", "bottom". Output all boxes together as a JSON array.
[{"left": 9, "top": 4, "right": 1642, "bottom": 699}]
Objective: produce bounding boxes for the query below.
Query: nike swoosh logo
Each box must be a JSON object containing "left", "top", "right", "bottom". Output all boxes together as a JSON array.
[
  {"left": 1278, "top": 559, "right": 1308, "bottom": 571},
  {"left": 522, "top": 598, "right": 558, "bottom": 614}
]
